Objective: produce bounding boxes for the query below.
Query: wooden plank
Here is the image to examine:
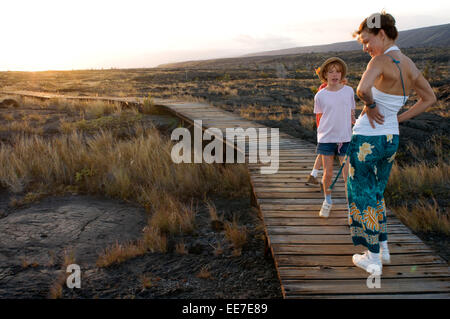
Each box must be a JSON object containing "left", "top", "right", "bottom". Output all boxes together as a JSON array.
[
  {"left": 271, "top": 242, "right": 435, "bottom": 255},
  {"left": 282, "top": 278, "right": 450, "bottom": 295},
  {"left": 270, "top": 234, "right": 423, "bottom": 244},
  {"left": 266, "top": 225, "right": 411, "bottom": 235},
  {"left": 251, "top": 179, "right": 344, "bottom": 184},
  {"left": 262, "top": 211, "right": 348, "bottom": 218},
  {"left": 255, "top": 192, "right": 347, "bottom": 199},
  {"left": 254, "top": 187, "right": 345, "bottom": 192},
  {"left": 251, "top": 173, "right": 329, "bottom": 179},
  {"left": 260, "top": 204, "right": 350, "bottom": 211},
  {"left": 257, "top": 198, "right": 348, "bottom": 205},
  {"left": 251, "top": 182, "right": 322, "bottom": 188},
  {"left": 275, "top": 254, "right": 445, "bottom": 267},
  {"left": 264, "top": 217, "right": 403, "bottom": 226},
  {"left": 279, "top": 264, "right": 450, "bottom": 279},
  {"left": 262, "top": 210, "right": 396, "bottom": 218}
]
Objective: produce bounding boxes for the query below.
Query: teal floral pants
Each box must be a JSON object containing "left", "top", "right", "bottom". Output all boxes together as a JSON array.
[{"left": 346, "top": 134, "right": 399, "bottom": 253}]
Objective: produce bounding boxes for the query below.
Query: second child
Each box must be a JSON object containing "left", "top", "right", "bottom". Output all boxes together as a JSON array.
[{"left": 313, "top": 57, "right": 356, "bottom": 217}]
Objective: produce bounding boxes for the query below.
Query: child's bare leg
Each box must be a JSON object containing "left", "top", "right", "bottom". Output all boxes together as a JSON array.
[
  {"left": 321, "top": 155, "right": 334, "bottom": 200},
  {"left": 313, "top": 154, "right": 322, "bottom": 170},
  {"left": 308, "top": 155, "right": 323, "bottom": 184},
  {"left": 310, "top": 155, "right": 322, "bottom": 177}
]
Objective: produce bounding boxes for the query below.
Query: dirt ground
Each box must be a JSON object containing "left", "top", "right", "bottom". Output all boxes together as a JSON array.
[{"left": 0, "top": 193, "right": 282, "bottom": 299}]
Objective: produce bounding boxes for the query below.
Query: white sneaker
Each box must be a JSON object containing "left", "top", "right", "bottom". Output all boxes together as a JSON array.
[
  {"left": 319, "top": 201, "right": 332, "bottom": 218},
  {"left": 352, "top": 251, "right": 383, "bottom": 275},
  {"left": 380, "top": 248, "right": 391, "bottom": 264}
]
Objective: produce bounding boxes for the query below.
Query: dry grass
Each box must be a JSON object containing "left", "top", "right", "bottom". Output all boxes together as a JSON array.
[
  {"left": 53, "top": 98, "right": 123, "bottom": 118},
  {"left": 140, "top": 274, "right": 153, "bottom": 290},
  {"left": 392, "top": 199, "right": 450, "bottom": 235},
  {"left": 96, "top": 226, "right": 167, "bottom": 267},
  {"left": 208, "top": 85, "right": 238, "bottom": 96},
  {"left": 96, "top": 241, "right": 147, "bottom": 268},
  {"left": 175, "top": 241, "right": 188, "bottom": 255},
  {"left": 206, "top": 200, "right": 220, "bottom": 221},
  {"left": 47, "top": 249, "right": 79, "bottom": 299},
  {"left": 148, "top": 197, "right": 197, "bottom": 235},
  {"left": 21, "top": 257, "right": 39, "bottom": 269},
  {"left": 0, "top": 113, "right": 15, "bottom": 121},
  {"left": 224, "top": 216, "right": 247, "bottom": 251},
  {"left": 25, "top": 113, "right": 46, "bottom": 123},
  {"left": 297, "top": 98, "right": 314, "bottom": 114},
  {"left": 142, "top": 226, "right": 168, "bottom": 253},
  {"left": 48, "top": 272, "right": 66, "bottom": 299},
  {"left": 213, "top": 242, "right": 224, "bottom": 256},
  {"left": 298, "top": 115, "right": 316, "bottom": 130},
  {"left": 0, "top": 122, "right": 250, "bottom": 199},
  {"left": 0, "top": 120, "right": 44, "bottom": 135},
  {"left": 141, "top": 94, "right": 156, "bottom": 114},
  {"left": 386, "top": 161, "right": 449, "bottom": 203},
  {"left": 63, "top": 248, "right": 76, "bottom": 268},
  {"left": 424, "top": 99, "right": 449, "bottom": 118},
  {"left": 386, "top": 137, "right": 449, "bottom": 235},
  {"left": 196, "top": 265, "right": 212, "bottom": 279},
  {"left": 239, "top": 105, "right": 293, "bottom": 121}
]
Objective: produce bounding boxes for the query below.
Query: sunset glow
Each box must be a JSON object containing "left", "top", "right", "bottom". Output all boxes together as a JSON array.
[{"left": 1, "top": 0, "right": 448, "bottom": 71}]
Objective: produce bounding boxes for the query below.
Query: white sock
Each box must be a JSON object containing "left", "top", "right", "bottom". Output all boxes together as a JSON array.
[
  {"left": 311, "top": 169, "right": 319, "bottom": 178},
  {"left": 367, "top": 251, "right": 380, "bottom": 261},
  {"left": 380, "top": 241, "right": 389, "bottom": 251}
]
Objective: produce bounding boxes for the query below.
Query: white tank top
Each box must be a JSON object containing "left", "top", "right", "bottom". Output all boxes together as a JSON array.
[
  {"left": 353, "top": 87, "right": 408, "bottom": 135},
  {"left": 353, "top": 45, "right": 409, "bottom": 136}
]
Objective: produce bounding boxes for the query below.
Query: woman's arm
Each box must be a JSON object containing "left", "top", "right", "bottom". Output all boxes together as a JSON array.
[
  {"left": 357, "top": 56, "right": 385, "bottom": 128},
  {"left": 398, "top": 72, "right": 436, "bottom": 123}
]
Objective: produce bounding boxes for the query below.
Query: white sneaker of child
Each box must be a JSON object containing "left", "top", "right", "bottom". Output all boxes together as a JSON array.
[{"left": 319, "top": 200, "right": 332, "bottom": 218}]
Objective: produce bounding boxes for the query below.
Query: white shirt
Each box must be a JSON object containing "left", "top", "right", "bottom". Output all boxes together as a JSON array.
[{"left": 314, "top": 85, "right": 356, "bottom": 143}]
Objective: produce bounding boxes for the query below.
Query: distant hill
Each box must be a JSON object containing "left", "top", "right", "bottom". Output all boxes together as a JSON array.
[
  {"left": 242, "top": 23, "right": 450, "bottom": 57},
  {"left": 158, "top": 23, "right": 449, "bottom": 68}
]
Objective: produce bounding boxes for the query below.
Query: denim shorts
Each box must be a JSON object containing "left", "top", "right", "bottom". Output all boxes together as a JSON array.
[{"left": 316, "top": 142, "right": 350, "bottom": 156}]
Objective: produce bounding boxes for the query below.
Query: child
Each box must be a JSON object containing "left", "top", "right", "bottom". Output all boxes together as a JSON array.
[
  {"left": 313, "top": 57, "right": 356, "bottom": 217},
  {"left": 307, "top": 79, "right": 352, "bottom": 185}
]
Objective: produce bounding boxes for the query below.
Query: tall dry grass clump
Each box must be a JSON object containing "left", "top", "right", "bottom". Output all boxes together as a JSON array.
[
  {"left": 386, "top": 137, "right": 449, "bottom": 205},
  {"left": 386, "top": 137, "right": 449, "bottom": 235},
  {"left": 96, "top": 241, "right": 147, "bottom": 267},
  {"left": 147, "top": 196, "right": 197, "bottom": 235},
  {"left": 391, "top": 199, "right": 449, "bottom": 235},
  {"left": 387, "top": 161, "right": 449, "bottom": 202},
  {"left": 53, "top": 98, "right": 123, "bottom": 118},
  {"left": 224, "top": 216, "right": 247, "bottom": 256}
]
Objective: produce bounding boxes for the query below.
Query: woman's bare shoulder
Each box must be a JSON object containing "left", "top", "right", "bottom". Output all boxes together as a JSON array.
[{"left": 401, "top": 54, "right": 422, "bottom": 81}]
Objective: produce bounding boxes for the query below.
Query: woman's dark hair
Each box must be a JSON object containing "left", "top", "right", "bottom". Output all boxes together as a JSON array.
[{"left": 353, "top": 11, "right": 398, "bottom": 40}]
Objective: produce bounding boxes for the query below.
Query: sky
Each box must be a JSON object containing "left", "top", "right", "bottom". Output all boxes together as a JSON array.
[{"left": 0, "top": 0, "right": 449, "bottom": 71}]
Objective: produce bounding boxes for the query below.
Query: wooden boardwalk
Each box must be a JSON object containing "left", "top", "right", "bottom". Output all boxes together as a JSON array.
[{"left": 2, "top": 91, "right": 449, "bottom": 298}]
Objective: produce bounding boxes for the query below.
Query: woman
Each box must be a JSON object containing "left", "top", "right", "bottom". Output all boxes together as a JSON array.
[{"left": 347, "top": 12, "right": 436, "bottom": 274}]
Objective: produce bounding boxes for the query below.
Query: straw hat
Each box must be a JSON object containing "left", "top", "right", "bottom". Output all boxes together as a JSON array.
[{"left": 315, "top": 57, "right": 347, "bottom": 82}]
